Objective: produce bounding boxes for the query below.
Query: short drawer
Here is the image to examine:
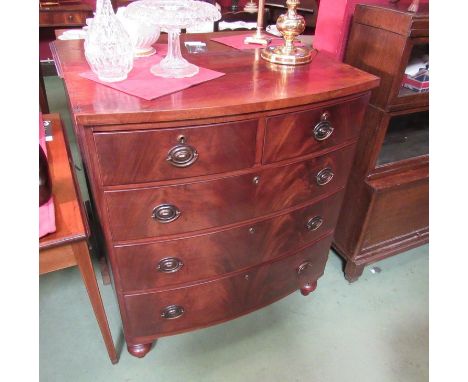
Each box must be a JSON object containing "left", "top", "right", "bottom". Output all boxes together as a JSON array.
[
  {"left": 39, "top": 11, "right": 89, "bottom": 26},
  {"left": 105, "top": 145, "right": 355, "bottom": 241},
  {"left": 114, "top": 191, "right": 344, "bottom": 292},
  {"left": 93, "top": 120, "right": 258, "bottom": 186},
  {"left": 263, "top": 96, "right": 367, "bottom": 163},
  {"left": 123, "top": 237, "right": 332, "bottom": 339}
]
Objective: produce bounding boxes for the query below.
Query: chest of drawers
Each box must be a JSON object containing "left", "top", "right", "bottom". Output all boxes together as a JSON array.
[{"left": 52, "top": 32, "right": 378, "bottom": 358}]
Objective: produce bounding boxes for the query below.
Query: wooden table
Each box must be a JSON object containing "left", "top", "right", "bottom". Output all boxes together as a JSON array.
[{"left": 39, "top": 113, "right": 118, "bottom": 364}]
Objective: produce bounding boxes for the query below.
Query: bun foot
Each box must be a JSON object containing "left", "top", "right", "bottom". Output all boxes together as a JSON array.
[
  {"left": 127, "top": 343, "right": 153, "bottom": 358},
  {"left": 300, "top": 281, "right": 317, "bottom": 296}
]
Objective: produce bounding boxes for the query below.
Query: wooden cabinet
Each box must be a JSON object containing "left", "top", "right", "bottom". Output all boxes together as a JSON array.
[
  {"left": 52, "top": 31, "right": 378, "bottom": 358},
  {"left": 39, "top": 1, "right": 93, "bottom": 27},
  {"left": 39, "top": 1, "right": 93, "bottom": 62},
  {"left": 333, "top": 3, "right": 429, "bottom": 282}
]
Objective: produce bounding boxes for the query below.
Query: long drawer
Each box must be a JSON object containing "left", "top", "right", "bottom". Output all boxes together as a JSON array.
[
  {"left": 105, "top": 144, "right": 355, "bottom": 241},
  {"left": 123, "top": 237, "right": 332, "bottom": 339},
  {"left": 114, "top": 191, "right": 344, "bottom": 292},
  {"left": 93, "top": 120, "right": 258, "bottom": 186},
  {"left": 263, "top": 96, "right": 367, "bottom": 163}
]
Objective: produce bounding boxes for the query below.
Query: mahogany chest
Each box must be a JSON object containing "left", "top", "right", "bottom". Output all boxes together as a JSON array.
[{"left": 52, "top": 32, "right": 378, "bottom": 358}]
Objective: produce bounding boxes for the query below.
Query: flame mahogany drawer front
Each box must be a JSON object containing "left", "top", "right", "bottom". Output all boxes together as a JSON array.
[
  {"left": 94, "top": 120, "right": 258, "bottom": 186},
  {"left": 105, "top": 145, "right": 355, "bottom": 242},
  {"left": 123, "top": 237, "right": 332, "bottom": 339},
  {"left": 114, "top": 191, "right": 344, "bottom": 292},
  {"left": 263, "top": 95, "right": 368, "bottom": 163}
]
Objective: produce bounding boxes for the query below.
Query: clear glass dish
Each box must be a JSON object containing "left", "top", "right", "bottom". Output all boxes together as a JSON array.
[{"left": 124, "top": 0, "right": 221, "bottom": 78}]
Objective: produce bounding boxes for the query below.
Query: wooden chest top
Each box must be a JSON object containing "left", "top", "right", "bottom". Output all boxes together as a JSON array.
[{"left": 52, "top": 31, "right": 378, "bottom": 126}]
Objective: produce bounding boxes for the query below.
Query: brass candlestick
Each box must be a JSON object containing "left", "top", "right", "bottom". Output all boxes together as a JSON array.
[
  {"left": 261, "top": 0, "right": 313, "bottom": 65},
  {"left": 244, "top": 0, "right": 270, "bottom": 45}
]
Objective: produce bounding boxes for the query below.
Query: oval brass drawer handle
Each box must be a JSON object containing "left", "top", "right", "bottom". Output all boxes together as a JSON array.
[
  {"left": 313, "top": 121, "right": 334, "bottom": 141},
  {"left": 157, "top": 257, "right": 184, "bottom": 273},
  {"left": 166, "top": 136, "right": 199, "bottom": 168},
  {"left": 152, "top": 204, "right": 181, "bottom": 223},
  {"left": 316, "top": 167, "right": 334, "bottom": 186},
  {"left": 161, "top": 305, "right": 185, "bottom": 320},
  {"left": 313, "top": 112, "right": 334, "bottom": 141},
  {"left": 306, "top": 216, "right": 324, "bottom": 231}
]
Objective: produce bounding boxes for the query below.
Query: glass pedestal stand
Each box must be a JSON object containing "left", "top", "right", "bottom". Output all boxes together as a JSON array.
[
  {"left": 151, "top": 28, "right": 199, "bottom": 78},
  {"left": 123, "top": 0, "right": 221, "bottom": 79}
]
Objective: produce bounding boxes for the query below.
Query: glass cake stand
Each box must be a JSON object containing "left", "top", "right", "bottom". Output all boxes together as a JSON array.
[{"left": 124, "top": 0, "right": 221, "bottom": 78}]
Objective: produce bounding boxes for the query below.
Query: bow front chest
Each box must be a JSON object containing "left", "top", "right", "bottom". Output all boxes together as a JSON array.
[{"left": 52, "top": 32, "right": 378, "bottom": 358}]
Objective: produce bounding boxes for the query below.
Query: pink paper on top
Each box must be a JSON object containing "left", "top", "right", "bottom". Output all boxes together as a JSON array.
[
  {"left": 79, "top": 44, "right": 225, "bottom": 101},
  {"left": 211, "top": 34, "right": 305, "bottom": 50},
  {"left": 39, "top": 113, "right": 56, "bottom": 239}
]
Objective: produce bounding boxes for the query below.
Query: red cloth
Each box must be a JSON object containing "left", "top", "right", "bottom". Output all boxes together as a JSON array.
[
  {"left": 217, "top": 0, "right": 249, "bottom": 8},
  {"left": 211, "top": 33, "right": 305, "bottom": 50},
  {"left": 39, "top": 113, "right": 56, "bottom": 239},
  {"left": 80, "top": 44, "right": 225, "bottom": 100}
]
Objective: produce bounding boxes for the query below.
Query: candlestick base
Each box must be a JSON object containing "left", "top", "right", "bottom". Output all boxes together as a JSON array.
[
  {"left": 244, "top": 2, "right": 258, "bottom": 13},
  {"left": 261, "top": 45, "right": 313, "bottom": 65},
  {"left": 244, "top": 27, "right": 271, "bottom": 45},
  {"left": 244, "top": 34, "right": 271, "bottom": 45}
]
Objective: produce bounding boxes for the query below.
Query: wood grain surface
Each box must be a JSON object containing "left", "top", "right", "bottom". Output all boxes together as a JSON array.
[
  {"left": 51, "top": 31, "right": 379, "bottom": 125},
  {"left": 123, "top": 237, "right": 332, "bottom": 340},
  {"left": 105, "top": 145, "right": 355, "bottom": 241},
  {"left": 114, "top": 191, "right": 344, "bottom": 292}
]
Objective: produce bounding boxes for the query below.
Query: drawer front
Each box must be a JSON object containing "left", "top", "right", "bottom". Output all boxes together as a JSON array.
[
  {"left": 106, "top": 145, "right": 355, "bottom": 241},
  {"left": 39, "top": 11, "right": 89, "bottom": 26},
  {"left": 123, "top": 237, "right": 332, "bottom": 338},
  {"left": 263, "top": 96, "right": 367, "bottom": 163},
  {"left": 115, "top": 191, "right": 344, "bottom": 292},
  {"left": 94, "top": 120, "right": 258, "bottom": 186}
]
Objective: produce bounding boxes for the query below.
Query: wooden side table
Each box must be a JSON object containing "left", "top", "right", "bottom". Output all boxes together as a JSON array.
[{"left": 39, "top": 113, "right": 118, "bottom": 364}]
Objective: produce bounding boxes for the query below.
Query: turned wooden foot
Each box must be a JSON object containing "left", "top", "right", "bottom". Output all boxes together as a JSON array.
[
  {"left": 127, "top": 343, "right": 153, "bottom": 358},
  {"left": 344, "top": 261, "right": 365, "bottom": 283},
  {"left": 300, "top": 281, "right": 318, "bottom": 296}
]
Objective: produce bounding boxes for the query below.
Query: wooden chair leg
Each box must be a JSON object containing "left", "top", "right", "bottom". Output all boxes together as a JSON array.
[{"left": 72, "top": 241, "right": 118, "bottom": 364}]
